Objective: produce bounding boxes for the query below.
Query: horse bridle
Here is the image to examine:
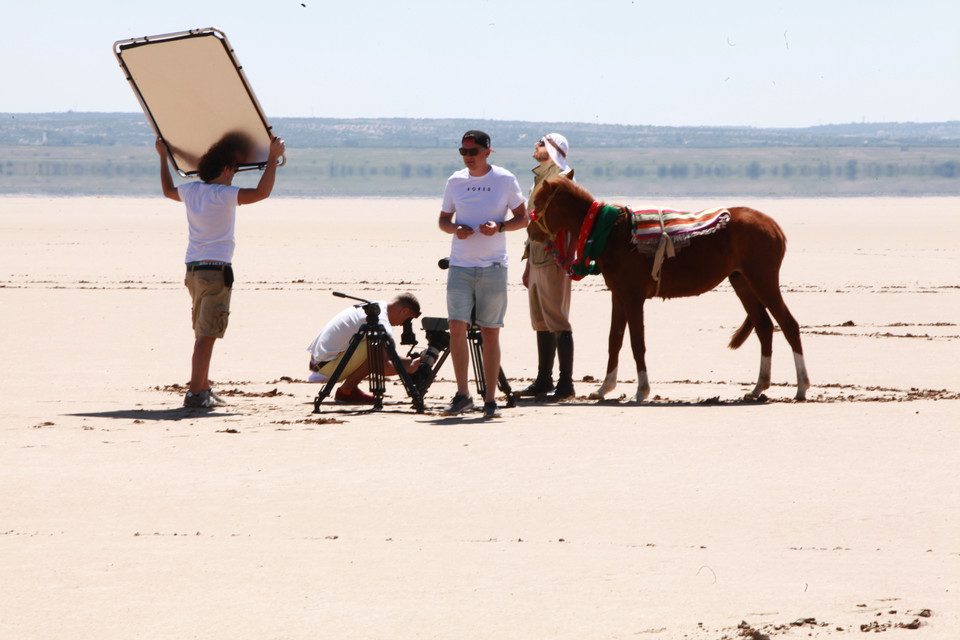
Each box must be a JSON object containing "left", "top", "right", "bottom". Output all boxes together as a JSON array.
[{"left": 529, "top": 183, "right": 563, "bottom": 239}]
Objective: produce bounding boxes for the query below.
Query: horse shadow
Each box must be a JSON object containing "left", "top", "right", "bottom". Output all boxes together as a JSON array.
[{"left": 513, "top": 394, "right": 773, "bottom": 408}]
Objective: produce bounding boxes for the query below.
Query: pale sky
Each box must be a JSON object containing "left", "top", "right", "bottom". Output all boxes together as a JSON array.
[{"left": 2, "top": 0, "right": 957, "bottom": 128}]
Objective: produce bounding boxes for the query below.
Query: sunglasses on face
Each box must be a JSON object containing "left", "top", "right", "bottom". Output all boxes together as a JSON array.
[
  {"left": 537, "top": 139, "right": 546, "bottom": 147},
  {"left": 459, "top": 147, "right": 484, "bottom": 156}
]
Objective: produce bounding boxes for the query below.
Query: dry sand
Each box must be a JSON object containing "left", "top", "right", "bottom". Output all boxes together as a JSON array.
[{"left": 1, "top": 195, "right": 958, "bottom": 639}]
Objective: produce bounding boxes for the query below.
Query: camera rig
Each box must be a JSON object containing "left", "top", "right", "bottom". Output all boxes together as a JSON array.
[
  {"left": 402, "top": 316, "right": 515, "bottom": 408},
  {"left": 312, "top": 257, "right": 518, "bottom": 414},
  {"left": 312, "top": 292, "right": 426, "bottom": 413}
]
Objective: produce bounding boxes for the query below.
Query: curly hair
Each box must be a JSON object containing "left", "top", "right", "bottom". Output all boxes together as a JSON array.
[{"left": 197, "top": 132, "right": 254, "bottom": 182}]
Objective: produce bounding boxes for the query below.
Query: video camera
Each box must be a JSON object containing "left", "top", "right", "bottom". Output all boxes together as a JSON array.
[{"left": 401, "top": 316, "right": 451, "bottom": 395}]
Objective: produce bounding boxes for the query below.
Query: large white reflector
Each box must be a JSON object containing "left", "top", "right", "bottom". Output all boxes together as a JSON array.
[{"left": 115, "top": 28, "right": 284, "bottom": 176}]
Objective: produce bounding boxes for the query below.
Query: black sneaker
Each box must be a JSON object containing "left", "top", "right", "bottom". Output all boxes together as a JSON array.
[
  {"left": 482, "top": 401, "right": 501, "bottom": 419},
  {"left": 442, "top": 394, "right": 474, "bottom": 416},
  {"left": 183, "top": 390, "right": 212, "bottom": 409}
]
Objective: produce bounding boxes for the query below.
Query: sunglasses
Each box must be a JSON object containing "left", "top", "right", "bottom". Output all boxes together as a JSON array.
[
  {"left": 537, "top": 139, "right": 546, "bottom": 147},
  {"left": 459, "top": 147, "right": 486, "bottom": 156}
]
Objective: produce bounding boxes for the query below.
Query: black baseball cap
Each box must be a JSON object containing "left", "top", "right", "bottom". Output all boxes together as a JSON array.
[{"left": 461, "top": 130, "right": 491, "bottom": 148}]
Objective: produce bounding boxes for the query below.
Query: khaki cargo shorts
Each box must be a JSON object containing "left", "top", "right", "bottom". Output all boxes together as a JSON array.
[{"left": 185, "top": 269, "right": 232, "bottom": 338}]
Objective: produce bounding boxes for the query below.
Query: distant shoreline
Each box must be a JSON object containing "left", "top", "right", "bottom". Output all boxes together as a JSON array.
[{"left": 2, "top": 114, "right": 957, "bottom": 197}]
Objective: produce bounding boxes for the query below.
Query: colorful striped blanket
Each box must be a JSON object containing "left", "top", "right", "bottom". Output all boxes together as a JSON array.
[{"left": 630, "top": 206, "right": 730, "bottom": 253}]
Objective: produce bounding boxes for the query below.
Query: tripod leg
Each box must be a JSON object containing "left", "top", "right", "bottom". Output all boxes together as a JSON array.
[
  {"left": 468, "top": 324, "right": 487, "bottom": 400},
  {"left": 498, "top": 368, "right": 515, "bottom": 407},
  {"left": 382, "top": 337, "right": 426, "bottom": 413},
  {"left": 313, "top": 330, "right": 367, "bottom": 412},
  {"left": 366, "top": 331, "right": 389, "bottom": 411}
]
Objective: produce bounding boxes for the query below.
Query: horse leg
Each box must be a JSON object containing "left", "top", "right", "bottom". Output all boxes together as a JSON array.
[
  {"left": 624, "top": 297, "right": 650, "bottom": 402},
  {"left": 767, "top": 298, "right": 809, "bottom": 400},
  {"left": 728, "top": 272, "right": 775, "bottom": 398},
  {"left": 739, "top": 269, "right": 810, "bottom": 401},
  {"left": 590, "top": 294, "right": 625, "bottom": 399}
]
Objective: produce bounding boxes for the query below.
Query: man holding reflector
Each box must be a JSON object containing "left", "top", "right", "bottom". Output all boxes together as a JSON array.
[{"left": 157, "top": 132, "right": 285, "bottom": 408}]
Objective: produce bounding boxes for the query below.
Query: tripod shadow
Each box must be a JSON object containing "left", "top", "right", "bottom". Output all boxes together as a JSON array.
[{"left": 65, "top": 407, "right": 239, "bottom": 421}]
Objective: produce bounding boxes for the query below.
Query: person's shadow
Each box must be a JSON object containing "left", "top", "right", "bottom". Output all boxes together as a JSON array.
[{"left": 66, "top": 407, "right": 238, "bottom": 421}]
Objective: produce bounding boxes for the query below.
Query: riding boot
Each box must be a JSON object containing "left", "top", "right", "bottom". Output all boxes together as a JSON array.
[
  {"left": 517, "top": 331, "right": 556, "bottom": 396},
  {"left": 547, "top": 331, "right": 575, "bottom": 401}
]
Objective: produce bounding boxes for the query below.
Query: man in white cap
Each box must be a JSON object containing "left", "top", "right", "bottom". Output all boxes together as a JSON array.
[{"left": 519, "top": 133, "right": 576, "bottom": 400}]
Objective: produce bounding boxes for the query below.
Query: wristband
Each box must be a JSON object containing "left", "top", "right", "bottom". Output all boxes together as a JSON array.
[{"left": 498, "top": 221, "right": 506, "bottom": 233}]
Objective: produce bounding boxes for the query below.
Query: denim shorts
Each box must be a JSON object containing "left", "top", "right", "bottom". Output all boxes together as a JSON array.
[{"left": 446, "top": 264, "right": 509, "bottom": 328}]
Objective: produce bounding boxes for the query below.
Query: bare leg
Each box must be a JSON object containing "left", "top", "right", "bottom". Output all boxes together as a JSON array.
[
  {"left": 189, "top": 336, "right": 216, "bottom": 394},
  {"left": 480, "top": 326, "right": 501, "bottom": 403},
  {"left": 449, "top": 319, "right": 470, "bottom": 397}
]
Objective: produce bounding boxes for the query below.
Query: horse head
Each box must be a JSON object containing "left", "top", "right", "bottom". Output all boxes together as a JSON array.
[{"left": 531, "top": 177, "right": 596, "bottom": 241}]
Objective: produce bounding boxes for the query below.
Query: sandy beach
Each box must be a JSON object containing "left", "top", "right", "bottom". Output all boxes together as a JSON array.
[{"left": 1, "top": 194, "right": 958, "bottom": 639}]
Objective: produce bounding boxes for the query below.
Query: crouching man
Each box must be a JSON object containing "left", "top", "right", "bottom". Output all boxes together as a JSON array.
[{"left": 307, "top": 293, "right": 422, "bottom": 403}]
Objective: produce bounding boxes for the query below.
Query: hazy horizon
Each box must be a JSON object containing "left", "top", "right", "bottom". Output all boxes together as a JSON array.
[{"left": 3, "top": 111, "right": 957, "bottom": 132}]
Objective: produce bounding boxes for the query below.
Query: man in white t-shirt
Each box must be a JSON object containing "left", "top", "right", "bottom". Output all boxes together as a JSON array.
[
  {"left": 438, "top": 130, "right": 527, "bottom": 418},
  {"left": 307, "top": 294, "right": 422, "bottom": 404},
  {"left": 157, "top": 132, "right": 285, "bottom": 409}
]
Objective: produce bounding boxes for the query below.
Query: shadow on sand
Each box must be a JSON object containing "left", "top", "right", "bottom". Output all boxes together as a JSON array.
[{"left": 65, "top": 407, "right": 240, "bottom": 421}]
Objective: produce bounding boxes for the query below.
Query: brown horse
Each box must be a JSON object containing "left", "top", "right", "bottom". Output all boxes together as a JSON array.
[{"left": 531, "top": 178, "right": 810, "bottom": 402}]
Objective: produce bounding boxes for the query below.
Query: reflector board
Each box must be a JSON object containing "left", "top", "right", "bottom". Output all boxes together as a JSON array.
[{"left": 114, "top": 28, "right": 284, "bottom": 176}]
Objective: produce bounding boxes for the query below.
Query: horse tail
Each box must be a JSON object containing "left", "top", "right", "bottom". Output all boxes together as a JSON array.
[{"left": 728, "top": 317, "right": 754, "bottom": 350}]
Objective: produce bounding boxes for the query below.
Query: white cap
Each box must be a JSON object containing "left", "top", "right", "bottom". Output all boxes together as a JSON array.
[{"left": 542, "top": 133, "right": 569, "bottom": 172}]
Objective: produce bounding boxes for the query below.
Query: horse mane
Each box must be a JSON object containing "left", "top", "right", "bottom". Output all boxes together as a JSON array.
[{"left": 544, "top": 176, "right": 595, "bottom": 205}]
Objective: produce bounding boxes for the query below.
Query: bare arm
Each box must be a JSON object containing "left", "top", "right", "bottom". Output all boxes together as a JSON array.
[
  {"left": 237, "top": 136, "right": 286, "bottom": 205},
  {"left": 439, "top": 210, "right": 474, "bottom": 239},
  {"left": 155, "top": 138, "right": 180, "bottom": 202},
  {"left": 504, "top": 202, "right": 529, "bottom": 231},
  {"left": 478, "top": 203, "right": 528, "bottom": 236}
]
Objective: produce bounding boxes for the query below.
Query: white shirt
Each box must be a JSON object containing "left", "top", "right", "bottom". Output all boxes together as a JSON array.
[
  {"left": 442, "top": 165, "right": 524, "bottom": 268},
  {"left": 178, "top": 182, "right": 241, "bottom": 263},
  {"left": 307, "top": 301, "right": 391, "bottom": 363}
]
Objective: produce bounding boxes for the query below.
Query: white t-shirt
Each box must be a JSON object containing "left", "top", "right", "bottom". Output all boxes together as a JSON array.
[
  {"left": 441, "top": 165, "right": 524, "bottom": 268},
  {"left": 178, "top": 182, "right": 241, "bottom": 263},
  {"left": 307, "top": 301, "right": 391, "bottom": 363}
]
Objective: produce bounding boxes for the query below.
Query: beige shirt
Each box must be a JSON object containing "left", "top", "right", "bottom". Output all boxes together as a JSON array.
[{"left": 525, "top": 161, "right": 572, "bottom": 267}]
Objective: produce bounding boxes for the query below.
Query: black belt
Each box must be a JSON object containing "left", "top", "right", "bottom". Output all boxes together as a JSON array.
[
  {"left": 186, "top": 263, "right": 234, "bottom": 288},
  {"left": 186, "top": 263, "right": 230, "bottom": 272},
  {"left": 310, "top": 359, "right": 332, "bottom": 372}
]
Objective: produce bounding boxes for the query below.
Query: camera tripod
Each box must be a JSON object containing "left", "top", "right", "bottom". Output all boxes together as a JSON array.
[
  {"left": 465, "top": 320, "right": 517, "bottom": 408},
  {"left": 312, "top": 293, "right": 425, "bottom": 414},
  {"left": 408, "top": 316, "right": 515, "bottom": 409}
]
